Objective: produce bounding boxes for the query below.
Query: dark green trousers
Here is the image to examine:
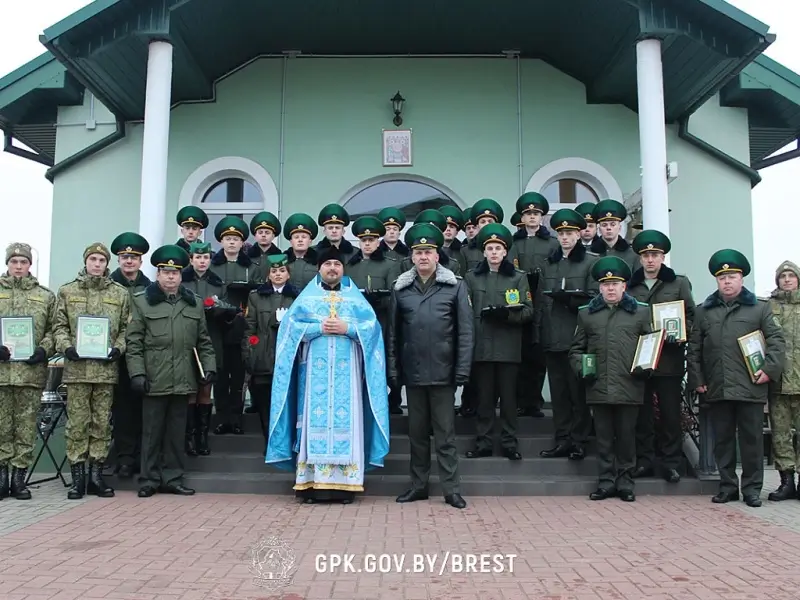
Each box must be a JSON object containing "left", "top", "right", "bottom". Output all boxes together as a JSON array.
[
  {"left": 112, "top": 361, "right": 142, "bottom": 468},
  {"left": 635, "top": 376, "right": 684, "bottom": 471},
  {"left": 709, "top": 401, "right": 764, "bottom": 497},
  {"left": 407, "top": 385, "right": 460, "bottom": 495},
  {"left": 592, "top": 404, "right": 639, "bottom": 492},
  {"left": 474, "top": 362, "right": 519, "bottom": 452},
  {"left": 139, "top": 394, "right": 189, "bottom": 488},
  {"left": 546, "top": 351, "right": 591, "bottom": 446}
]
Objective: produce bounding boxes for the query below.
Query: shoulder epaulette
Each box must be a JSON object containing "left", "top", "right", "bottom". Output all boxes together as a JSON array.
[
  {"left": 109, "top": 280, "right": 126, "bottom": 291},
  {"left": 455, "top": 275, "right": 463, "bottom": 280},
  {"left": 514, "top": 268, "right": 526, "bottom": 275},
  {"left": 636, "top": 300, "right": 648, "bottom": 307},
  {"left": 133, "top": 290, "right": 146, "bottom": 297},
  {"left": 585, "top": 251, "right": 599, "bottom": 257},
  {"left": 578, "top": 304, "right": 589, "bottom": 310}
]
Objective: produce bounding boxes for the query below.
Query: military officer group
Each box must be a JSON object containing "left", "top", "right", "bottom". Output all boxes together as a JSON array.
[{"left": 0, "top": 191, "right": 794, "bottom": 511}]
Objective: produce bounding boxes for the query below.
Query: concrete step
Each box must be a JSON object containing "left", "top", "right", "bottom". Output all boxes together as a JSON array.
[
  {"left": 185, "top": 452, "right": 599, "bottom": 476},
  {"left": 109, "top": 471, "right": 718, "bottom": 497},
  {"left": 206, "top": 433, "right": 593, "bottom": 455}
]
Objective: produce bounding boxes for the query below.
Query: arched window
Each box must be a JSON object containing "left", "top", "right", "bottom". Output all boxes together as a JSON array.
[
  {"left": 201, "top": 178, "right": 263, "bottom": 251},
  {"left": 341, "top": 177, "right": 462, "bottom": 243}
]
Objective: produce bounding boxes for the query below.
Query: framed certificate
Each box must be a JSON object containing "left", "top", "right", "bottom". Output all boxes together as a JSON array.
[
  {"left": 738, "top": 330, "right": 767, "bottom": 383},
  {"left": 631, "top": 329, "right": 666, "bottom": 372},
  {"left": 76, "top": 315, "right": 111, "bottom": 359},
  {"left": 0, "top": 316, "right": 35, "bottom": 361},
  {"left": 651, "top": 300, "right": 687, "bottom": 342}
]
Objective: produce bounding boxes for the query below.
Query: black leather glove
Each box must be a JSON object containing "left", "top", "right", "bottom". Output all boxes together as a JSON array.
[
  {"left": 107, "top": 348, "right": 121, "bottom": 361},
  {"left": 130, "top": 375, "right": 150, "bottom": 394},
  {"left": 0, "top": 346, "right": 10, "bottom": 362},
  {"left": 582, "top": 373, "right": 597, "bottom": 384},
  {"left": 631, "top": 366, "right": 653, "bottom": 380},
  {"left": 25, "top": 347, "right": 47, "bottom": 365},
  {"left": 202, "top": 371, "right": 217, "bottom": 385},
  {"left": 64, "top": 347, "right": 81, "bottom": 361},
  {"left": 488, "top": 305, "right": 510, "bottom": 321}
]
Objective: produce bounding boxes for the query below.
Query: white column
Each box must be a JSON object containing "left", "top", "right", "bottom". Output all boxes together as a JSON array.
[
  {"left": 138, "top": 40, "right": 174, "bottom": 279},
  {"left": 635, "top": 38, "right": 670, "bottom": 241}
]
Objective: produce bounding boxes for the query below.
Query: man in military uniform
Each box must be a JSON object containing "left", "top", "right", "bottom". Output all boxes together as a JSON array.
[
  {"left": 575, "top": 202, "right": 597, "bottom": 249},
  {"left": 247, "top": 211, "right": 283, "bottom": 283},
  {"left": 401, "top": 209, "right": 461, "bottom": 275},
  {"left": 688, "top": 250, "right": 785, "bottom": 507},
  {"left": 508, "top": 192, "right": 559, "bottom": 419},
  {"left": 388, "top": 223, "right": 473, "bottom": 509},
  {"left": 175, "top": 206, "right": 209, "bottom": 253},
  {"left": 590, "top": 200, "right": 638, "bottom": 270},
  {"left": 346, "top": 216, "right": 403, "bottom": 414},
  {"left": 569, "top": 256, "right": 652, "bottom": 502},
  {"left": 315, "top": 204, "right": 356, "bottom": 264},
  {"left": 537, "top": 209, "right": 598, "bottom": 460},
  {"left": 0, "top": 243, "right": 56, "bottom": 500},
  {"left": 283, "top": 213, "right": 320, "bottom": 290},
  {"left": 210, "top": 216, "right": 255, "bottom": 435},
  {"left": 464, "top": 224, "right": 533, "bottom": 460},
  {"left": 378, "top": 207, "right": 410, "bottom": 262},
  {"left": 127, "top": 245, "right": 216, "bottom": 498},
  {"left": 627, "top": 230, "right": 695, "bottom": 482},
  {"left": 766, "top": 260, "right": 800, "bottom": 501},
  {"left": 461, "top": 199, "right": 503, "bottom": 271},
  {"left": 109, "top": 232, "right": 151, "bottom": 478},
  {"left": 54, "top": 243, "right": 130, "bottom": 499},
  {"left": 182, "top": 241, "right": 231, "bottom": 455},
  {"left": 440, "top": 205, "right": 467, "bottom": 273},
  {"left": 511, "top": 212, "right": 524, "bottom": 230},
  {"left": 463, "top": 208, "right": 477, "bottom": 244}
]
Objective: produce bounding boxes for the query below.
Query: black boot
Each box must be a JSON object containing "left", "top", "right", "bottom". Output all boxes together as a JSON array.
[
  {"left": 0, "top": 464, "right": 9, "bottom": 499},
  {"left": 10, "top": 467, "right": 31, "bottom": 500},
  {"left": 768, "top": 469, "right": 796, "bottom": 501},
  {"left": 185, "top": 404, "right": 198, "bottom": 456},
  {"left": 196, "top": 404, "right": 212, "bottom": 456},
  {"left": 86, "top": 461, "right": 115, "bottom": 498},
  {"left": 67, "top": 463, "right": 86, "bottom": 500}
]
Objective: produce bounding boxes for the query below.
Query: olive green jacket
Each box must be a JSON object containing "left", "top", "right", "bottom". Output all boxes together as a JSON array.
[
  {"left": 54, "top": 270, "right": 130, "bottom": 384},
  {"left": 242, "top": 283, "right": 299, "bottom": 382},
  {"left": 379, "top": 239, "right": 410, "bottom": 263},
  {"left": 126, "top": 283, "right": 216, "bottom": 396},
  {"left": 346, "top": 248, "right": 402, "bottom": 350},
  {"left": 0, "top": 274, "right": 56, "bottom": 388},
  {"left": 246, "top": 242, "right": 283, "bottom": 284},
  {"left": 315, "top": 237, "right": 357, "bottom": 265},
  {"left": 508, "top": 226, "right": 560, "bottom": 288},
  {"left": 286, "top": 248, "right": 319, "bottom": 291},
  {"left": 569, "top": 293, "right": 652, "bottom": 405},
  {"left": 181, "top": 267, "right": 228, "bottom": 370},
  {"left": 110, "top": 269, "right": 151, "bottom": 295},
  {"left": 442, "top": 238, "right": 467, "bottom": 274},
  {"left": 460, "top": 239, "right": 485, "bottom": 272},
  {"left": 687, "top": 287, "right": 785, "bottom": 404},
  {"left": 464, "top": 259, "right": 533, "bottom": 363},
  {"left": 627, "top": 265, "right": 695, "bottom": 378},
  {"left": 590, "top": 236, "right": 640, "bottom": 271},
  {"left": 209, "top": 249, "right": 258, "bottom": 344}
]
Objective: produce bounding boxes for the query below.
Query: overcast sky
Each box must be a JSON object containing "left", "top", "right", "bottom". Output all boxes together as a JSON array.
[{"left": 0, "top": 1, "right": 796, "bottom": 292}]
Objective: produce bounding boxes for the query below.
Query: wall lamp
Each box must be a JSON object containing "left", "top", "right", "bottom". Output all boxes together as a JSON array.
[{"left": 391, "top": 91, "right": 405, "bottom": 127}]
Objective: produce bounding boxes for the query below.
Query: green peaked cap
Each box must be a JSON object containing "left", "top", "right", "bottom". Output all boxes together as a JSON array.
[
  {"left": 214, "top": 216, "right": 248, "bottom": 241},
  {"left": 318, "top": 203, "right": 349, "bottom": 227},
  {"left": 463, "top": 207, "right": 474, "bottom": 226},
  {"left": 352, "top": 216, "right": 385, "bottom": 238},
  {"left": 283, "top": 213, "right": 318, "bottom": 240},
  {"left": 575, "top": 202, "right": 596, "bottom": 224},
  {"left": 176, "top": 206, "right": 208, "bottom": 228},
  {"left": 593, "top": 199, "right": 627, "bottom": 222},
  {"left": 151, "top": 244, "right": 190, "bottom": 270},
  {"left": 511, "top": 212, "right": 523, "bottom": 228},
  {"left": 439, "top": 205, "right": 465, "bottom": 230},
  {"left": 708, "top": 249, "right": 751, "bottom": 277},
  {"left": 188, "top": 241, "right": 212, "bottom": 255},
  {"left": 267, "top": 254, "right": 289, "bottom": 269},
  {"left": 550, "top": 208, "right": 586, "bottom": 232},
  {"left": 378, "top": 207, "right": 406, "bottom": 229},
  {"left": 471, "top": 198, "right": 504, "bottom": 224},
  {"left": 414, "top": 209, "right": 448, "bottom": 232},
  {"left": 516, "top": 192, "right": 549, "bottom": 216},
  {"left": 250, "top": 211, "right": 281, "bottom": 236},
  {"left": 632, "top": 230, "right": 671, "bottom": 255},
  {"left": 477, "top": 223, "right": 512, "bottom": 249},
  {"left": 591, "top": 256, "right": 632, "bottom": 283},
  {"left": 404, "top": 223, "right": 444, "bottom": 249},
  {"left": 110, "top": 232, "right": 149, "bottom": 256}
]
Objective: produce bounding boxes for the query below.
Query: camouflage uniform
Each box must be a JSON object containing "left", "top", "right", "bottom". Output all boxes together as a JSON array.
[
  {"left": 768, "top": 261, "right": 800, "bottom": 496},
  {"left": 54, "top": 268, "right": 130, "bottom": 465},
  {"left": 0, "top": 274, "right": 57, "bottom": 470}
]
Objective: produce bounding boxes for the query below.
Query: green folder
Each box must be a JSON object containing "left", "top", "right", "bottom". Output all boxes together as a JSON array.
[
  {"left": 581, "top": 354, "right": 597, "bottom": 377},
  {"left": 747, "top": 352, "right": 765, "bottom": 376}
]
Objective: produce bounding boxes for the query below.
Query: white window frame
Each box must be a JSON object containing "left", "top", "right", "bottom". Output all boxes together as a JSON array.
[
  {"left": 525, "top": 157, "right": 626, "bottom": 236},
  {"left": 176, "top": 156, "right": 279, "bottom": 241}
]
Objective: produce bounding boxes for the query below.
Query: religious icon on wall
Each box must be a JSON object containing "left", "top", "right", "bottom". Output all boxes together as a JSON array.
[{"left": 382, "top": 129, "right": 412, "bottom": 167}]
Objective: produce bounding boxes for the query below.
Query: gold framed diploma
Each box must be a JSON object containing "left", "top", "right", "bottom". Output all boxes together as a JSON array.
[
  {"left": 75, "top": 315, "right": 111, "bottom": 359},
  {"left": 0, "top": 316, "right": 35, "bottom": 361},
  {"left": 631, "top": 329, "right": 666, "bottom": 372},
  {"left": 738, "top": 330, "right": 767, "bottom": 383},
  {"left": 651, "top": 300, "right": 687, "bottom": 342}
]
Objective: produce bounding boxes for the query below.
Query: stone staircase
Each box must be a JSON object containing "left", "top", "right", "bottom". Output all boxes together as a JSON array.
[{"left": 110, "top": 410, "right": 718, "bottom": 497}]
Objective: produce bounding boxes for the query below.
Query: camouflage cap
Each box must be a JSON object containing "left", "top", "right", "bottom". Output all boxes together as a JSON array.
[
  {"left": 5, "top": 242, "right": 32, "bottom": 264},
  {"left": 83, "top": 242, "right": 111, "bottom": 263}
]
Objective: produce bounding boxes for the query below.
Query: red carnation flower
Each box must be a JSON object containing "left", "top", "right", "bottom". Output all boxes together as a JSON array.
[
  {"left": 249, "top": 335, "right": 260, "bottom": 346},
  {"left": 203, "top": 297, "right": 215, "bottom": 308}
]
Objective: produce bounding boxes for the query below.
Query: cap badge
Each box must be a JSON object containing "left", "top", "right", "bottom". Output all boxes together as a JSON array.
[
  {"left": 606, "top": 212, "right": 612, "bottom": 217},
  {"left": 647, "top": 243, "right": 654, "bottom": 249},
  {"left": 96, "top": 245, "right": 102, "bottom": 251},
  {"left": 420, "top": 238, "right": 427, "bottom": 244},
  {"left": 562, "top": 221, "right": 568, "bottom": 227},
  {"left": 168, "top": 259, "right": 175, "bottom": 265},
  {"left": 188, "top": 217, "right": 195, "bottom": 223},
  {"left": 365, "top": 229, "right": 371, "bottom": 234},
  {"left": 389, "top": 218, "right": 395, "bottom": 222},
  {"left": 125, "top": 246, "right": 132, "bottom": 252},
  {"left": 723, "top": 263, "right": 729, "bottom": 269},
  {"left": 227, "top": 226, "right": 235, "bottom": 232},
  {"left": 332, "top": 215, "right": 338, "bottom": 220},
  {"left": 606, "top": 271, "right": 613, "bottom": 277},
  {"left": 260, "top": 221, "right": 267, "bottom": 227},
  {"left": 528, "top": 204, "right": 534, "bottom": 210},
  {"left": 483, "top": 209, "right": 490, "bottom": 215},
  {"left": 298, "top": 225, "right": 305, "bottom": 230},
  {"left": 490, "top": 234, "right": 497, "bottom": 239}
]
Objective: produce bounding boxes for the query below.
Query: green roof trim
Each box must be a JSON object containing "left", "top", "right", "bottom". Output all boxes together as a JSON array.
[
  {"left": 0, "top": 52, "right": 59, "bottom": 92},
  {"left": 689, "top": 0, "right": 770, "bottom": 36},
  {"left": 0, "top": 53, "right": 73, "bottom": 111},
  {"left": 740, "top": 55, "right": 800, "bottom": 105},
  {"left": 41, "top": 0, "right": 126, "bottom": 42}
]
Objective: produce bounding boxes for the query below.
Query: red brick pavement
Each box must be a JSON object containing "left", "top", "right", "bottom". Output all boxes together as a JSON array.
[{"left": 1, "top": 493, "right": 799, "bottom": 599}]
